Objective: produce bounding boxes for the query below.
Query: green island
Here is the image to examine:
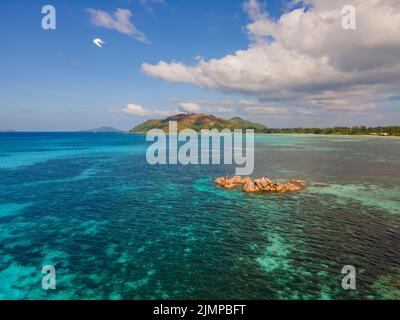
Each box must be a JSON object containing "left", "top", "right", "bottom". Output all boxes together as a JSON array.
[
  {"left": 130, "top": 113, "right": 400, "bottom": 136},
  {"left": 130, "top": 113, "right": 268, "bottom": 133}
]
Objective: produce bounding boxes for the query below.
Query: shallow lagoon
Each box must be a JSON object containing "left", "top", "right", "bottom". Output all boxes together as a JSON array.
[{"left": 0, "top": 132, "right": 399, "bottom": 299}]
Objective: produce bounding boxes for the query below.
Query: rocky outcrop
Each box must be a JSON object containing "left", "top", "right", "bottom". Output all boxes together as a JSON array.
[
  {"left": 214, "top": 176, "right": 306, "bottom": 193},
  {"left": 290, "top": 179, "right": 306, "bottom": 186},
  {"left": 243, "top": 180, "right": 261, "bottom": 193}
]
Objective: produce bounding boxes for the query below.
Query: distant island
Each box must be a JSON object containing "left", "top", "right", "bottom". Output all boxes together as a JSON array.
[
  {"left": 130, "top": 113, "right": 400, "bottom": 136},
  {"left": 81, "top": 127, "right": 122, "bottom": 133},
  {"left": 130, "top": 113, "right": 268, "bottom": 133}
]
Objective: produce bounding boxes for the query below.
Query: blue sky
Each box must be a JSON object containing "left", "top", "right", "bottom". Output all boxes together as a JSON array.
[{"left": 0, "top": 0, "right": 399, "bottom": 130}]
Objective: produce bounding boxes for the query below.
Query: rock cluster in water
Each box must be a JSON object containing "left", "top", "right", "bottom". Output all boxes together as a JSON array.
[{"left": 214, "top": 176, "right": 306, "bottom": 193}]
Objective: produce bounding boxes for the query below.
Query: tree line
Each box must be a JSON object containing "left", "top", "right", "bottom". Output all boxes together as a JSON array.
[{"left": 262, "top": 126, "right": 400, "bottom": 136}]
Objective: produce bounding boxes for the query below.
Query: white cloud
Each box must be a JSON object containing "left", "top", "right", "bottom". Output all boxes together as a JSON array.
[
  {"left": 179, "top": 102, "right": 201, "bottom": 113},
  {"left": 122, "top": 103, "right": 176, "bottom": 117},
  {"left": 243, "top": 0, "right": 265, "bottom": 20},
  {"left": 178, "top": 102, "right": 201, "bottom": 113},
  {"left": 171, "top": 98, "right": 235, "bottom": 114},
  {"left": 87, "top": 8, "right": 149, "bottom": 43},
  {"left": 122, "top": 99, "right": 234, "bottom": 119},
  {"left": 243, "top": 0, "right": 275, "bottom": 37},
  {"left": 141, "top": 0, "right": 400, "bottom": 112}
]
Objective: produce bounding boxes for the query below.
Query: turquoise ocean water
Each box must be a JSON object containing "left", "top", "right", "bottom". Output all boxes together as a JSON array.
[{"left": 0, "top": 132, "right": 399, "bottom": 299}]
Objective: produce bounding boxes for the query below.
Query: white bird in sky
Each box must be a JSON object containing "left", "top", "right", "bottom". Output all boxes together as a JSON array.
[{"left": 93, "top": 38, "right": 105, "bottom": 48}]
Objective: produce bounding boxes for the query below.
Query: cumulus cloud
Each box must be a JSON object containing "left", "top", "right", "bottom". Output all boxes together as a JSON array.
[
  {"left": 122, "top": 103, "right": 176, "bottom": 116},
  {"left": 171, "top": 98, "right": 235, "bottom": 114},
  {"left": 141, "top": 0, "right": 400, "bottom": 112},
  {"left": 178, "top": 102, "right": 201, "bottom": 113},
  {"left": 122, "top": 99, "right": 234, "bottom": 118},
  {"left": 87, "top": 8, "right": 149, "bottom": 43}
]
